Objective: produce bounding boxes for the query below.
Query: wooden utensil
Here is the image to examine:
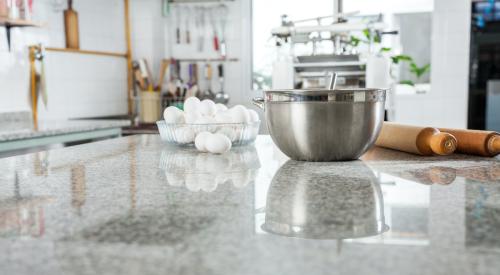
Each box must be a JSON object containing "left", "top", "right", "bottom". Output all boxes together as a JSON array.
[
  {"left": 375, "top": 122, "right": 457, "bottom": 156},
  {"left": 132, "top": 61, "right": 145, "bottom": 90},
  {"left": 438, "top": 128, "right": 500, "bottom": 157},
  {"left": 157, "top": 59, "right": 169, "bottom": 91},
  {"left": 64, "top": 0, "right": 79, "bottom": 49}
]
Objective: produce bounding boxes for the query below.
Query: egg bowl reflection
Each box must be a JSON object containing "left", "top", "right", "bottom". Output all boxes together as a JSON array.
[
  {"left": 159, "top": 146, "right": 260, "bottom": 192},
  {"left": 262, "top": 160, "right": 388, "bottom": 239}
]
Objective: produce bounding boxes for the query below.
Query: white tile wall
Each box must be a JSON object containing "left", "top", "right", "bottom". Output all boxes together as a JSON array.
[
  {"left": 0, "top": 0, "right": 129, "bottom": 119},
  {"left": 1, "top": 0, "right": 254, "bottom": 119},
  {"left": 394, "top": 0, "right": 471, "bottom": 128}
]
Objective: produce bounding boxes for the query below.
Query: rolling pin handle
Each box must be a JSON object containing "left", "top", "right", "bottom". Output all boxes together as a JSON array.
[
  {"left": 490, "top": 136, "right": 500, "bottom": 154},
  {"left": 430, "top": 132, "right": 457, "bottom": 156}
]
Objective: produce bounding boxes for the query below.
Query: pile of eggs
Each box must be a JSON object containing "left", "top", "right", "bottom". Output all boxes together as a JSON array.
[
  {"left": 160, "top": 147, "right": 260, "bottom": 192},
  {"left": 163, "top": 97, "right": 260, "bottom": 154}
]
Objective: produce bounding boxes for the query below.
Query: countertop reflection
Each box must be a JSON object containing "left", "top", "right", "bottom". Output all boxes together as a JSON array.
[
  {"left": 0, "top": 135, "right": 499, "bottom": 275},
  {"left": 263, "top": 160, "right": 388, "bottom": 240}
]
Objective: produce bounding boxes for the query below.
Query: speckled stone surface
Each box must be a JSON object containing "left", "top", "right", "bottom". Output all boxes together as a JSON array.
[
  {"left": 0, "top": 119, "right": 131, "bottom": 142},
  {"left": 0, "top": 135, "right": 499, "bottom": 275}
]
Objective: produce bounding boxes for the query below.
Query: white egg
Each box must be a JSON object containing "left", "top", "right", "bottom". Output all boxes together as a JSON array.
[
  {"left": 185, "top": 112, "right": 202, "bottom": 124},
  {"left": 184, "top": 97, "right": 201, "bottom": 115},
  {"left": 200, "top": 177, "right": 218, "bottom": 192},
  {"left": 195, "top": 116, "right": 217, "bottom": 124},
  {"left": 166, "top": 173, "right": 185, "bottom": 187},
  {"left": 229, "top": 105, "right": 250, "bottom": 123},
  {"left": 215, "top": 175, "right": 231, "bottom": 185},
  {"left": 163, "top": 106, "right": 185, "bottom": 124},
  {"left": 174, "top": 127, "right": 195, "bottom": 144},
  {"left": 194, "top": 116, "right": 217, "bottom": 133},
  {"left": 194, "top": 131, "right": 212, "bottom": 152},
  {"left": 185, "top": 174, "right": 202, "bottom": 192},
  {"left": 199, "top": 99, "right": 217, "bottom": 117},
  {"left": 214, "top": 111, "right": 234, "bottom": 124},
  {"left": 248, "top": 109, "right": 260, "bottom": 122},
  {"left": 216, "top": 127, "right": 238, "bottom": 142},
  {"left": 215, "top": 103, "right": 228, "bottom": 112},
  {"left": 231, "top": 171, "right": 251, "bottom": 188},
  {"left": 205, "top": 133, "right": 232, "bottom": 154},
  {"left": 201, "top": 154, "right": 231, "bottom": 172}
]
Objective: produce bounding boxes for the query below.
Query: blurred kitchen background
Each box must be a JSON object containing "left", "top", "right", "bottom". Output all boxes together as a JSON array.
[{"left": 0, "top": 0, "right": 499, "bottom": 135}]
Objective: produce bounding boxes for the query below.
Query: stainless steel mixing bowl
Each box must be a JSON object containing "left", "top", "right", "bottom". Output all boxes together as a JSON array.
[{"left": 253, "top": 88, "right": 387, "bottom": 161}]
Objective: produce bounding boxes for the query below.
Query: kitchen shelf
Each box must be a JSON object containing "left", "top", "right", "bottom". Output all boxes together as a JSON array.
[
  {"left": 0, "top": 17, "right": 43, "bottom": 51},
  {"left": 174, "top": 57, "right": 238, "bottom": 62},
  {"left": 45, "top": 47, "right": 127, "bottom": 58},
  {"left": 0, "top": 18, "right": 42, "bottom": 27}
]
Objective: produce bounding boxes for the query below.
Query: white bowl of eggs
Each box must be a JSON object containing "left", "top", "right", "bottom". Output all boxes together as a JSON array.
[{"left": 157, "top": 97, "right": 260, "bottom": 153}]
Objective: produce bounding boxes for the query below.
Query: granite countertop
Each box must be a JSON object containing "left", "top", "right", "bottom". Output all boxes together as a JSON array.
[
  {"left": 0, "top": 135, "right": 499, "bottom": 275},
  {"left": 0, "top": 119, "right": 131, "bottom": 142}
]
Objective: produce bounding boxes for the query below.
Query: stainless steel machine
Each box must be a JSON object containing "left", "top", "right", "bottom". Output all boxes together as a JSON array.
[{"left": 270, "top": 0, "right": 390, "bottom": 89}]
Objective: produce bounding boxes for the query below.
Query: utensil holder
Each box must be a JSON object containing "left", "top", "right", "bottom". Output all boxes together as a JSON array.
[{"left": 139, "top": 91, "right": 161, "bottom": 123}]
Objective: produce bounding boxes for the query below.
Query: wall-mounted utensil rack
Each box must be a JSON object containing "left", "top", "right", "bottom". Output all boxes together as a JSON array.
[
  {"left": 168, "top": 0, "right": 233, "bottom": 4},
  {"left": 175, "top": 57, "right": 238, "bottom": 62},
  {"left": 0, "top": 18, "right": 42, "bottom": 51}
]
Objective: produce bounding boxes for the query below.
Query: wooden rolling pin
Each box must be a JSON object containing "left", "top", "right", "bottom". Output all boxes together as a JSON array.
[
  {"left": 438, "top": 128, "right": 500, "bottom": 157},
  {"left": 375, "top": 122, "right": 457, "bottom": 156}
]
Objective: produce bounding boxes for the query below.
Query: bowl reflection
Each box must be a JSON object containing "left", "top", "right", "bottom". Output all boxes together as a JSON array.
[
  {"left": 159, "top": 146, "right": 260, "bottom": 192},
  {"left": 263, "top": 160, "right": 388, "bottom": 239}
]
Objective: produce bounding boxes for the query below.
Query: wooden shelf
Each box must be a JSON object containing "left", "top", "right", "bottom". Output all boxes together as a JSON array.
[
  {"left": 0, "top": 18, "right": 42, "bottom": 28},
  {"left": 45, "top": 47, "right": 127, "bottom": 58},
  {"left": 1, "top": 18, "right": 43, "bottom": 51}
]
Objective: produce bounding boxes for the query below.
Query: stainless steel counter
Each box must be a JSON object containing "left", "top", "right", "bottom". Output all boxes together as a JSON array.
[{"left": 0, "top": 135, "right": 499, "bottom": 275}]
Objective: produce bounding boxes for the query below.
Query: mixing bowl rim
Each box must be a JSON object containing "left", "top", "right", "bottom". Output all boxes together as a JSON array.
[{"left": 263, "top": 87, "right": 389, "bottom": 96}]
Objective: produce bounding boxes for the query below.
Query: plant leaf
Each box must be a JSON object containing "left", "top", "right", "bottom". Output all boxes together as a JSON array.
[
  {"left": 362, "top": 28, "right": 381, "bottom": 43},
  {"left": 350, "top": 35, "right": 361, "bottom": 46},
  {"left": 399, "top": 80, "right": 415, "bottom": 86},
  {"left": 380, "top": 47, "right": 392, "bottom": 52},
  {"left": 391, "top": 55, "right": 413, "bottom": 64}
]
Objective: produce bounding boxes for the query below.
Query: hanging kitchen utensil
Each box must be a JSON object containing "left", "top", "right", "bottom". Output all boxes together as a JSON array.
[
  {"left": 186, "top": 63, "right": 199, "bottom": 98},
  {"left": 214, "top": 63, "right": 229, "bottom": 104},
  {"left": 64, "top": 0, "right": 80, "bottom": 49},
  {"left": 201, "top": 62, "right": 215, "bottom": 100},
  {"left": 29, "top": 45, "right": 48, "bottom": 127},
  {"left": 175, "top": 60, "right": 183, "bottom": 98},
  {"left": 184, "top": 6, "right": 191, "bottom": 44},
  {"left": 39, "top": 51, "right": 48, "bottom": 108},
  {"left": 195, "top": 6, "right": 204, "bottom": 52},
  {"left": 174, "top": 6, "right": 181, "bottom": 44},
  {"left": 217, "top": 4, "right": 228, "bottom": 59},
  {"left": 209, "top": 7, "right": 219, "bottom": 52},
  {"left": 157, "top": 59, "right": 169, "bottom": 91}
]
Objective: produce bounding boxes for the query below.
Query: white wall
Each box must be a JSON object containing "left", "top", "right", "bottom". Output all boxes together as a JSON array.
[
  {"left": 0, "top": 0, "right": 253, "bottom": 120},
  {"left": 394, "top": 0, "right": 471, "bottom": 128},
  {"left": 0, "top": 0, "right": 129, "bottom": 119}
]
